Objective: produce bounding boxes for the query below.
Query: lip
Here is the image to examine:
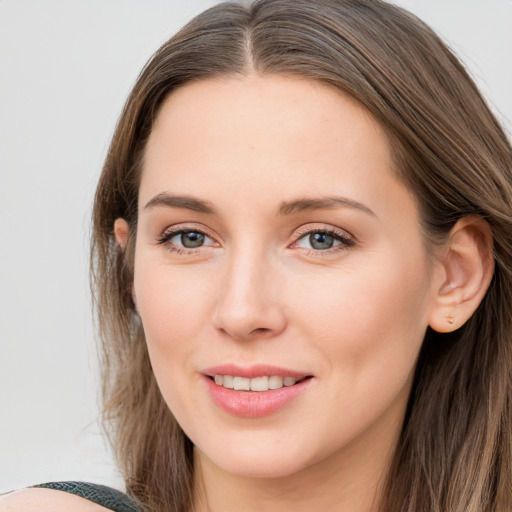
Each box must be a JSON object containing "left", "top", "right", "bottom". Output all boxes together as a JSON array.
[
  {"left": 202, "top": 364, "right": 311, "bottom": 379},
  {"left": 201, "top": 364, "right": 313, "bottom": 418}
]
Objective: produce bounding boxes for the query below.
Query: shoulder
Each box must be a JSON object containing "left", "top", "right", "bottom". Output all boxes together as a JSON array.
[
  {"left": 0, "top": 487, "right": 110, "bottom": 511},
  {"left": 0, "top": 482, "right": 139, "bottom": 512}
]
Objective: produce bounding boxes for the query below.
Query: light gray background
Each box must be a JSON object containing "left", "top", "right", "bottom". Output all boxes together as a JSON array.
[{"left": 1, "top": 0, "right": 511, "bottom": 493}]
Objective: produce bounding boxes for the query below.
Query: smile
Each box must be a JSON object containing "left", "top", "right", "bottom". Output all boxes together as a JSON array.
[
  {"left": 203, "top": 365, "right": 314, "bottom": 417},
  {"left": 213, "top": 375, "right": 303, "bottom": 391}
]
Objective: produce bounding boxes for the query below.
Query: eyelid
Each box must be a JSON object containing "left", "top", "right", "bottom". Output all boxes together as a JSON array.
[
  {"left": 290, "top": 224, "right": 356, "bottom": 252},
  {"left": 155, "top": 222, "right": 355, "bottom": 255},
  {"left": 294, "top": 223, "right": 355, "bottom": 241},
  {"left": 156, "top": 223, "right": 220, "bottom": 250},
  {"left": 294, "top": 223, "right": 354, "bottom": 239}
]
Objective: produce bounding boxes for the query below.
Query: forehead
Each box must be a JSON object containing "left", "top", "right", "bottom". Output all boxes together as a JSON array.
[
  {"left": 145, "top": 75, "right": 380, "bottom": 161},
  {"left": 139, "top": 75, "right": 412, "bottom": 220}
]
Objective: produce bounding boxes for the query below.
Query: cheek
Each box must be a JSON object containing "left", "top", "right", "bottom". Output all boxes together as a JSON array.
[
  {"left": 289, "top": 250, "right": 432, "bottom": 378},
  {"left": 134, "top": 255, "right": 211, "bottom": 326},
  {"left": 133, "top": 256, "right": 214, "bottom": 358},
  {"left": 133, "top": 258, "right": 214, "bottom": 417},
  {"left": 280, "top": 253, "right": 432, "bottom": 452}
]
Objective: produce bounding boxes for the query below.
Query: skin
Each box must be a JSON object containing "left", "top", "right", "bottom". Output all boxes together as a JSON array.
[
  {"left": 0, "top": 76, "right": 493, "bottom": 512},
  {"left": 118, "top": 75, "right": 493, "bottom": 512},
  {"left": 0, "top": 488, "right": 112, "bottom": 511},
  {"left": 129, "top": 75, "right": 443, "bottom": 512}
]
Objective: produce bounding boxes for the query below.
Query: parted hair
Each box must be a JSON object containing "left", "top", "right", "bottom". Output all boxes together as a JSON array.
[{"left": 90, "top": 1, "right": 512, "bottom": 511}]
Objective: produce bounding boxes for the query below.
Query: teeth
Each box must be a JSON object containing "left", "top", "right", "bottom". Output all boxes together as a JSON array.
[
  {"left": 284, "top": 377, "right": 297, "bottom": 387},
  {"left": 269, "top": 376, "right": 283, "bottom": 389},
  {"left": 213, "top": 375, "right": 301, "bottom": 391},
  {"left": 223, "top": 375, "right": 234, "bottom": 389},
  {"left": 233, "top": 376, "right": 250, "bottom": 390},
  {"left": 250, "top": 376, "right": 269, "bottom": 391}
]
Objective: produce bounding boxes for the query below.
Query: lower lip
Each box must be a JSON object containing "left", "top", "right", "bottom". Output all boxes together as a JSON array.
[{"left": 204, "top": 376, "right": 312, "bottom": 418}]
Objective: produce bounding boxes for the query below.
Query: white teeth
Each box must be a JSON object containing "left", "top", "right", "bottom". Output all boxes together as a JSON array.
[
  {"left": 250, "top": 376, "right": 269, "bottom": 391},
  {"left": 213, "top": 375, "right": 302, "bottom": 391},
  {"left": 284, "top": 377, "right": 298, "bottom": 387},
  {"left": 269, "top": 376, "right": 284, "bottom": 389},
  {"left": 233, "top": 376, "right": 250, "bottom": 390},
  {"left": 223, "top": 375, "right": 234, "bottom": 389}
]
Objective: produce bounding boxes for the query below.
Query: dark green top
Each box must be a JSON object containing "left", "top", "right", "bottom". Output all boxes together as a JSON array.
[{"left": 35, "top": 481, "right": 140, "bottom": 512}]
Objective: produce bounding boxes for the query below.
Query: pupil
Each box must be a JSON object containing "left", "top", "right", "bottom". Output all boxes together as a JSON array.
[
  {"left": 181, "top": 232, "right": 204, "bottom": 248},
  {"left": 310, "top": 232, "right": 334, "bottom": 250}
]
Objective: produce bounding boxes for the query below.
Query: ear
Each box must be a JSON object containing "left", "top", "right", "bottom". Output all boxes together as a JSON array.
[
  {"left": 113, "top": 218, "right": 137, "bottom": 307},
  {"left": 114, "top": 218, "right": 129, "bottom": 251},
  {"left": 429, "top": 216, "right": 494, "bottom": 333}
]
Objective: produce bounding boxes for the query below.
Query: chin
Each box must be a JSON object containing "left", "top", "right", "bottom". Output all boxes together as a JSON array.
[{"left": 194, "top": 438, "right": 318, "bottom": 480}]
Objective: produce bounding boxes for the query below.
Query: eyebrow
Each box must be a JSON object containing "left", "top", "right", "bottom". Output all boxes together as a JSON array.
[
  {"left": 278, "top": 196, "right": 375, "bottom": 217},
  {"left": 143, "top": 192, "right": 375, "bottom": 217},
  {"left": 144, "top": 193, "right": 216, "bottom": 214}
]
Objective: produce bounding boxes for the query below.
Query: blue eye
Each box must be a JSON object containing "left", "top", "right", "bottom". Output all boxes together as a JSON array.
[
  {"left": 295, "top": 229, "right": 354, "bottom": 251},
  {"left": 308, "top": 232, "right": 337, "bottom": 250},
  {"left": 157, "top": 229, "right": 216, "bottom": 251},
  {"left": 172, "top": 231, "right": 206, "bottom": 248}
]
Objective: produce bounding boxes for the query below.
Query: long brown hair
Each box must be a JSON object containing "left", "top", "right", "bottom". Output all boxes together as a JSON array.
[{"left": 90, "top": 1, "right": 512, "bottom": 510}]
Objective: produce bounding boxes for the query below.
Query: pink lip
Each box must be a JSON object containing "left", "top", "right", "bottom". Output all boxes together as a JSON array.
[
  {"left": 202, "top": 364, "right": 310, "bottom": 379},
  {"left": 201, "top": 364, "right": 313, "bottom": 418}
]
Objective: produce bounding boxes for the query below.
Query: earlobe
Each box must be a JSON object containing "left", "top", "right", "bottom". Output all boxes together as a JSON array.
[
  {"left": 114, "top": 218, "right": 130, "bottom": 251},
  {"left": 429, "top": 216, "right": 494, "bottom": 333}
]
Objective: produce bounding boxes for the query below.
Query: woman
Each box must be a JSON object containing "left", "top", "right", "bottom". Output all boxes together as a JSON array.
[{"left": 2, "top": 0, "right": 511, "bottom": 511}]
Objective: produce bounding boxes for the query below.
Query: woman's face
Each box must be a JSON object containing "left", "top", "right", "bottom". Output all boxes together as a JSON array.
[{"left": 132, "top": 76, "right": 442, "bottom": 480}]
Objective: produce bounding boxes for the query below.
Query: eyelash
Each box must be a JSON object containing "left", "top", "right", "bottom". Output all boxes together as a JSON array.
[
  {"left": 292, "top": 226, "right": 355, "bottom": 255},
  {"left": 156, "top": 227, "right": 217, "bottom": 255},
  {"left": 156, "top": 225, "right": 356, "bottom": 255}
]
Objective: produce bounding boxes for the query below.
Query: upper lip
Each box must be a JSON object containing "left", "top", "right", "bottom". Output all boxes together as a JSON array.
[{"left": 202, "top": 364, "right": 312, "bottom": 379}]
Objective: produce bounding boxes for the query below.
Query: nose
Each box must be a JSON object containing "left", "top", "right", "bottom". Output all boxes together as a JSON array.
[{"left": 212, "top": 249, "right": 287, "bottom": 341}]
